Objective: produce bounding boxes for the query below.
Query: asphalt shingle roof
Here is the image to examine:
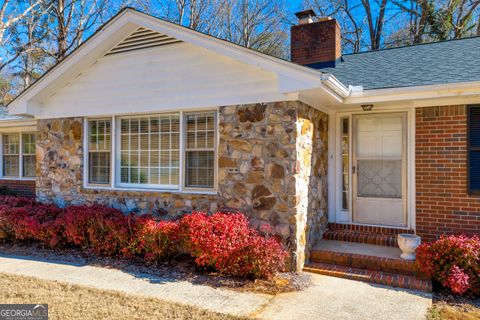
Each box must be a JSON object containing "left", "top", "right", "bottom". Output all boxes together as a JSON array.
[{"left": 318, "top": 36, "right": 480, "bottom": 90}]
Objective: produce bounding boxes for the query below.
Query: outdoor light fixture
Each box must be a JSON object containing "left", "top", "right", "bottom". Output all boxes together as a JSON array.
[{"left": 361, "top": 104, "right": 374, "bottom": 111}]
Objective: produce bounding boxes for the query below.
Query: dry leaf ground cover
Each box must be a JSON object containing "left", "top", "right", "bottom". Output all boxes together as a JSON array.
[{"left": 427, "top": 290, "right": 480, "bottom": 320}]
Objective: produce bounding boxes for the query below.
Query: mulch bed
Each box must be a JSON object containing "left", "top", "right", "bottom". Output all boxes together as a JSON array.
[
  {"left": 0, "top": 242, "right": 311, "bottom": 295},
  {"left": 432, "top": 280, "right": 480, "bottom": 307}
]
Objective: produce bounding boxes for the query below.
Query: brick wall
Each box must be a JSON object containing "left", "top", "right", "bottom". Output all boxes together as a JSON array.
[
  {"left": 290, "top": 18, "right": 341, "bottom": 67},
  {"left": 416, "top": 105, "right": 480, "bottom": 241},
  {"left": 0, "top": 179, "right": 35, "bottom": 198}
]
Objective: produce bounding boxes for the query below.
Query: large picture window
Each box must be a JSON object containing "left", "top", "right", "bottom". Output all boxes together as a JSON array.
[
  {"left": 119, "top": 115, "right": 180, "bottom": 188},
  {"left": 2, "top": 132, "right": 36, "bottom": 178},
  {"left": 86, "top": 111, "right": 216, "bottom": 191}
]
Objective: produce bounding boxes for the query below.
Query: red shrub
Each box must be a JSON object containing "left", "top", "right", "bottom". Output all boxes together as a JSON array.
[
  {"left": 0, "top": 200, "right": 64, "bottom": 247},
  {"left": 0, "top": 196, "right": 36, "bottom": 207},
  {"left": 62, "top": 205, "right": 135, "bottom": 257},
  {"left": 179, "top": 212, "right": 288, "bottom": 279},
  {"left": 416, "top": 234, "right": 480, "bottom": 296},
  {"left": 129, "top": 217, "right": 179, "bottom": 263},
  {"left": 12, "top": 204, "right": 65, "bottom": 247},
  {"left": 0, "top": 196, "right": 289, "bottom": 280}
]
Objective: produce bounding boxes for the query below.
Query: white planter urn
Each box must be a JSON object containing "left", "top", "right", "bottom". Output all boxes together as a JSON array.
[{"left": 397, "top": 234, "right": 421, "bottom": 260}]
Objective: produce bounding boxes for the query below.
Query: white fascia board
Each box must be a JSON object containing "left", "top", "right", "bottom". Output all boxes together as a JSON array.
[
  {"left": 0, "top": 119, "right": 37, "bottom": 129},
  {"left": 345, "top": 81, "right": 480, "bottom": 105}
]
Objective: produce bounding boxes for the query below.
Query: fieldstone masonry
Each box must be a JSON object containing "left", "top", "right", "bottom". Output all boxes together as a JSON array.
[{"left": 36, "top": 101, "right": 328, "bottom": 270}]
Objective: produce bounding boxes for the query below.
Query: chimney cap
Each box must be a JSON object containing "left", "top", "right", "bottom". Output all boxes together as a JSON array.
[{"left": 295, "top": 9, "right": 317, "bottom": 20}]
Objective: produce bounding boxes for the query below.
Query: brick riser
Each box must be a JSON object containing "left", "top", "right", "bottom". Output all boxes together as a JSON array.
[
  {"left": 304, "top": 262, "right": 432, "bottom": 292},
  {"left": 323, "top": 230, "right": 398, "bottom": 247},
  {"left": 310, "top": 249, "right": 429, "bottom": 279},
  {"left": 328, "top": 223, "right": 414, "bottom": 235}
]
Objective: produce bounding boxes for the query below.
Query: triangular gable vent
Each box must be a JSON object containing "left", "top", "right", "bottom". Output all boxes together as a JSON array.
[{"left": 105, "top": 27, "right": 182, "bottom": 56}]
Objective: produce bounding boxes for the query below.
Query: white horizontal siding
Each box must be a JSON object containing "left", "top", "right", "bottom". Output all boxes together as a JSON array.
[{"left": 40, "top": 43, "right": 289, "bottom": 118}]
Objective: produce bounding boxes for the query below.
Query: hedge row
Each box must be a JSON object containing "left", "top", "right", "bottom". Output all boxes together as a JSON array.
[{"left": 0, "top": 196, "right": 288, "bottom": 279}]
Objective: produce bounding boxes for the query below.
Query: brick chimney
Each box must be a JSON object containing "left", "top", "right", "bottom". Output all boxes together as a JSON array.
[{"left": 291, "top": 9, "right": 342, "bottom": 68}]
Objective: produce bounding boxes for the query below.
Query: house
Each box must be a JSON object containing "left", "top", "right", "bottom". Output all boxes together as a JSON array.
[{"left": 2, "top": 8, "right": 479, "bottom": 288}]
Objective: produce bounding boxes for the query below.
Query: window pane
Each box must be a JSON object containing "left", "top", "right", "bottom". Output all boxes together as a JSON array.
[
  {"left": 185, "top": 151, "right": 214, "bottom": 188},
  {"left": 119, "top": 114, "right": 179, "bottom": 186},
  {"left": 89, "top": 120, "right": 111, "bottom": 151},
  {"left": 3, "top": 155, "right": 19, "bottom": 177},
  {"left": 88, "top": 119, "right": 111, "bottom": 184},
  {"left": 3, "top": 133, "right": 19, "bottom": 155},
  {"left": 23, "top": 155, "right": 36, "bottom": 177},
  {"left": 186, "top": 113, "right": 215, "bottom": 149},
  {"left": 22, "top": 133, "right": 36, "bottom": 155},
  {"left": 89, "top": 152, "right": 110, "bottom": 184}
]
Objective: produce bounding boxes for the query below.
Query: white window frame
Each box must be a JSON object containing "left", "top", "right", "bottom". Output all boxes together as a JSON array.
[
  {"left": 182, "top": 111, "right": 217, "bottom": 191},
  {"left": 0, "top": 131, "right": 37, "bottom": 181},
  {"left": 84, "top": 109, "right": 218, "bottom": 194},
  {"left": 86, "top": 118, "right": 112, "bottom": 186},
  {"left": 115, "top": 113, "right": 180, "bottom": 190}
]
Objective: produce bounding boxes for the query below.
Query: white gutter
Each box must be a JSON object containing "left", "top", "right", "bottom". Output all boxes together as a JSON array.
[{"left": 321, "top": 73, "right": 351, "bottom": 98}]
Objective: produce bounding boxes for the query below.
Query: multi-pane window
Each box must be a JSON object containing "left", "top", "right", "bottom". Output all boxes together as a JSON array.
[
  {"left": 22, "top": 133, "right": 36, "bottom": 177},
  {"left": 86, "top": 112, "right": 216, "bottom": 190},
  {"left": 185, "top": 113, "right": 215, "bottom": 188},
  {"left": 2, "top": 132, "right": 36, "bottom": 178},
  {"left": 3, "top": 133, "right": 20, "bottom": 177},
  {"left": 119, "top": 115, "right": 180, "bottom": 187},
  {"left": 88, "top": 119, "right": 111, "bottom": 184}
]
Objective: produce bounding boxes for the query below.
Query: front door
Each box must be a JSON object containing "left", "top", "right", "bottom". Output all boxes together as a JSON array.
[{"left": 352, "top": 113, "right": 407, "bottom": 227}]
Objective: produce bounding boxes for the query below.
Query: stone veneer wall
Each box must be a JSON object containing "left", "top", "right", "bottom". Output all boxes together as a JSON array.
[
  {"left": 296, "top": 103, "right": 329, "bottom": 260},
  {"left": 36, "top": 101, "right": 328, "bottom": 270}
]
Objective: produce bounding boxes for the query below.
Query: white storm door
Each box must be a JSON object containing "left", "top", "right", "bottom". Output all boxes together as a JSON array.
[{"left": 352, "top": 113, "right": 407, "bottom": 227}]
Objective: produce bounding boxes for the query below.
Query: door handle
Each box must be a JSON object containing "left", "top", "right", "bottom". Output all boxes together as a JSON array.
[{"left": 352, "top": 165, "right": 356, "bottom": 174}]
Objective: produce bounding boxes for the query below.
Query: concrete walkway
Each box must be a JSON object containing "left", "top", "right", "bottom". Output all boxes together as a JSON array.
[{"left": 0, "top": 254, "right": 431, "bottom": 320}]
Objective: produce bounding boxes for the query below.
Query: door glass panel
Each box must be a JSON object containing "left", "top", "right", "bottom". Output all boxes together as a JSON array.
[
  {"left": 357, "top": 159, "right": 402, "bottom": 198},
  {"left": 341, "top": 117, "right": 349, "bottom": 210}
]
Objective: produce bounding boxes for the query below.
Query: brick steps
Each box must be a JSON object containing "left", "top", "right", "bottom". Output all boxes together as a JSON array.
[
  {"left": 304, "top": 262, "right": 432, "bottom": 292},
  {"left": 327, "top": 223, "right": 414, "bottom": 235},
  {"left": 323, "top": 229, "right": 399, "bottom": 247},
  {"left": 306, "top": 238, "right": 431, "bottom": 292},
  {"left": 309, "top": 248, "right": 428, "bottom": 279}
]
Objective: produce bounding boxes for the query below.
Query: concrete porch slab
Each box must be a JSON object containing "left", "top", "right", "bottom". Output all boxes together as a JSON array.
[{"left": 313, "top": 240, "right": 403, "bottom": 260}]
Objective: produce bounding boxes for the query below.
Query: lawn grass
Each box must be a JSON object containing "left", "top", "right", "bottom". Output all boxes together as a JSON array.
[
  {"left": 0, "top": 272, "right": 246, "bottom": 320},
  {"left": 427, "top": 302, "right": 480, "bottom": 320}
]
